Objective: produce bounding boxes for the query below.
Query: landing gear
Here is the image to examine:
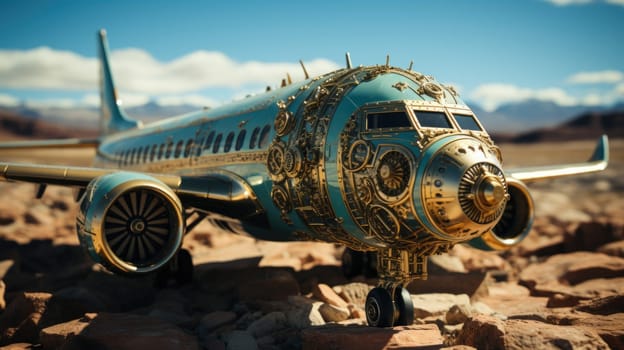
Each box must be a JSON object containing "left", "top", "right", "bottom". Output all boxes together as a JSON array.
[
  {"left": 154, "top": 248, "right": 194, "bottom": 287},
  {"left": 365, "top": 286, "right": 414, "bottom": 327},
  {"left": 341, "top": 248, "right": 378, "bottom": 278}
]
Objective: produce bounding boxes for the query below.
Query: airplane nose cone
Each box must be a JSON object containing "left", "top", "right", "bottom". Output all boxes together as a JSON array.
[{"left": 477, "top": 174, "right": 506, "bottom": 208}]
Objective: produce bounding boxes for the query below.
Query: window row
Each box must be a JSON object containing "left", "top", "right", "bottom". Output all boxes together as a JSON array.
[
  {"left": 115, "top": 124, "right": 272, "bottom": 166},
  {"left": 366, "top": 110, "right": 483, "bottom": 132}
]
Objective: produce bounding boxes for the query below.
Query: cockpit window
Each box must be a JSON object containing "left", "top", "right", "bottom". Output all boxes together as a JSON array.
[
  {"left": 366, "top": 111, "right": 412, "bottom": 130},
  {"left": 414, "top": 111, "right": 452, "bottom": 129},
  {"left": 454, "top": 114, "right": 483, "bottom": 131}
]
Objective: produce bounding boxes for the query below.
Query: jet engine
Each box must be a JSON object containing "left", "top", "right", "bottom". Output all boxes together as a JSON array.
[
  {"left": 76, "top": 172, "right": 185, "bottom": 274},
  {"left": 470, "top": 177, "right": 534, "bottom": 250}
]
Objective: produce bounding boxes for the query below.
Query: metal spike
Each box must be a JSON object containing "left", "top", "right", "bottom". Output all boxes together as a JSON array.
[
  {"left": 287, "top": 73, "right": 292, "bottom": 85},
  {"left": 345, "top": 52, "right": 352, "bottom": 69},
  {"left": 408, "top": 60, "right": 413, "bottom": 71},
  {"left": 299, "top": 60, "right": 310, "bottom": 79},
  {"left": 386, "top": 55, "right": 390, "bottom": 67}
]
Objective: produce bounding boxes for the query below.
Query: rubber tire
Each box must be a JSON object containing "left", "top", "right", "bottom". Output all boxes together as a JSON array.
[
  {"left": 341, "top": 248, "right": 364, "bottom": 278},
  {"left": 394, "top": 287, "right": 414, "bottom": 326},
  {"left": 365, "top": 287, "right": 395, "bottom": 327}
]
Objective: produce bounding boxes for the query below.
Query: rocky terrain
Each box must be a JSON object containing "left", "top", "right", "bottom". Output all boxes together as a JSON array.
[{"left": 0, "top": 139, "right": 622, "bottom": 349}]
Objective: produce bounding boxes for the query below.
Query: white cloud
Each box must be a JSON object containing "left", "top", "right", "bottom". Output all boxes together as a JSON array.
[
  {"left": 470, "top": 83, "right": 577, "bottom": 111},
  {"left": 544, "top": 0, "right": 624, "bottom": 5},
  {"left": 155, "top": 94, "right": 219, "bottom": 107},
  {"left": 567, "top": 70, "right": 624, "bottom": 84},
  {"left": 0, "top": 93, "right": 19, "bottom": 107},
  {"left": 0, "top": 46, "right": 340, "bottom": 96}
]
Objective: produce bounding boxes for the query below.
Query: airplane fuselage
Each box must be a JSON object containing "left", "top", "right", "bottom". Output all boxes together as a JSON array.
[{"left": 95, "top": 66, "right": 508, "bottom": 260}]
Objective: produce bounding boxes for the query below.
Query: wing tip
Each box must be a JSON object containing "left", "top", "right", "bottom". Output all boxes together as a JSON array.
[{"left": 590, "top": 134, "right": 609, "bottom": 165}]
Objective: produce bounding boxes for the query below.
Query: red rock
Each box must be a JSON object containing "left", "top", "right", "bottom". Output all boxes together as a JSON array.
[
  {"left": 0, "top": 292, "right": 51, "bottom": 345},
  {"left": 504, "top": 319, "right": 610, "bottom": 349},
  {"left": 456, "top": 314, "right": 505, "bottom": 349},
  {"left": 312, "top": 283, "right": 348, "bottom": 308},
  {"left": 336, "top": 282, "right": 371, "bottom": 308},
  {"left": 574, "top": 294, "right": 624, "bottom": 315},
  {"left": 598, "top": 240, "right": 624, "bottom": 257},
  {"left": 457, "top": 315, "right": 611, "bottom": 349},
  {"left": 519, "top": 252, "right": 624, "bottom": 292},
  {"left": 0, "top": 280, "right": 5, "bottom": 311},
  {"left": 570, "top": 313, "right": 624, "bottom": 350},
  {"left": 408, "top": 271, "right": 489, "bottom": 299},
  {"left": 318, "top": 303, "right": 350, "bottom": 323},
  {"left": 301, "top": 324, "right": 443, "bottom": 350},
  {"left": 564, "top": 221, "right": 618, "bottom": 252},
  {"left": 237, "top": 268, "right": 300, "bottom": 302},
  {"left": 39, "top": 312, "right": 199, "bottom": 350},
  {"left": 449, "top": 245, "right": 510, "bottom": 272}
]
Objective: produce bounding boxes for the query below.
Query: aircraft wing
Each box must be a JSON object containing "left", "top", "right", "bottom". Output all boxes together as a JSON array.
[
  {"left": 0, "top": 138, "right": 100, "bottom": 150},
  {"left": 505, "top": 135, "right": 609, "bottom": 182}
]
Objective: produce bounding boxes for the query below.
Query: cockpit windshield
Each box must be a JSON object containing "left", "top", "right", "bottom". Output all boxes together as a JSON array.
[
  {"left": 413, "top": 110, "right": 452, "bottom": 129},
  {"left": 366, "top": 111, "right": 413, "bottom": 130},
  {"left": 453, "top": 114, "right": 483, "bottom": 131}
]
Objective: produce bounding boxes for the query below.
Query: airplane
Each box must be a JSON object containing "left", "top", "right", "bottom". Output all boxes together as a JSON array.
[{"left": 0, "top": 30, "right": 609, "bottom": 327}]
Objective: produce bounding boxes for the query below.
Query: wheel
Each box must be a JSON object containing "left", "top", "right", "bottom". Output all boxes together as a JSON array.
[
  {"left": 365, "top": 287, "right": 395, "bottom": 327},
  {"left": 394, "top": 287, "right": 414, "bottom": 326},
  {"left": 341, "top": 248, "right": 364, "bottom": 278}
]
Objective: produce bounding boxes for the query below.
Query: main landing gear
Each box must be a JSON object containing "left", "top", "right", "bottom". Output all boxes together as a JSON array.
[
  {"left": 342, "top": 248, "right": 427, "bottom": 327},
  {"left": 365, "top": 285, "right": 414, "bottom": 327}
]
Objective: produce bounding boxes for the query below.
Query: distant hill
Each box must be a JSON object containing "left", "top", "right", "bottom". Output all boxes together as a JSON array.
[
  {"left": 505, "top": 111, "right": 624, "bottom": 143},
  {"left": 0, "top": 110, "right": 98, "bottom": 140}
]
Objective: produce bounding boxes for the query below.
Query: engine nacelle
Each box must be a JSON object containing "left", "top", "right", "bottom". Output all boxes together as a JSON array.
[
  {"left": 469, "top": 177, "right": 534, "bottom": 251},
  {"left": 76, "top": 172, "right": 185, "bottom": 274}
]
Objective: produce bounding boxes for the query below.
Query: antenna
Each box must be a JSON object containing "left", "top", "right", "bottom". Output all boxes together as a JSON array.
[
  {"left": 386, "top": 55, "right": 390, "bottom": 67},
  {"left": 408, "top": 60, "right": 413, "bottom": 71},
  {"left": 287, "top": 73, "right": 292, "bottom": 85},
  {"left": 345, "top": 52, "right": 352, "bottom": 69},
  {"left": 299, "top": 60, "right": 310, "bottom": 79}
]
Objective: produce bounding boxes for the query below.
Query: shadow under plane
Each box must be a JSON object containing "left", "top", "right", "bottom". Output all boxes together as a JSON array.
[{"left": 0, "top": 30, "right": 609, "bottom": 327}]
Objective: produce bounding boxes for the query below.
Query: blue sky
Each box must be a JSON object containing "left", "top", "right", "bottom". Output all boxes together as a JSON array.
[{"left": 0, "top": 0, "right": 623, "bottom": 111}]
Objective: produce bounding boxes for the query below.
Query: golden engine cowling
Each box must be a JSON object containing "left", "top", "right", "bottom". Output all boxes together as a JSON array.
[
  {"left": 76, "top": 172, "right": 185, "bottom": 274},
  {"left": 469, "top": 177, "right": 535, "bottom": 250}
]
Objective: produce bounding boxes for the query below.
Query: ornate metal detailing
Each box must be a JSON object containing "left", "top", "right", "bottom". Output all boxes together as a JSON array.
[
  {"left": 392, "top": 81, "right": 409, "bottom": 91},
  {"left": 267, "top": 141, "right": 286, "bottom": 182},
  {"left": 418, "top": 81, "right": 444, "bottom": 100},
  {"left": 375, "top": 151, "right": 411, "bottom": 201},
  {"left": 345, "top": 140, "right": 371, "bottom": 172},
  {"left": 274, "top": 109, "right": 295, "bottom": 136},
  {"left": 458, "top": 162, "right": 507, "bottom": 224},
  {"left": 420, "top": 136, "right": 507, "bottom": 242},
  {"left": 284, "top": 147, "right": 303, "bottom": 177},
  {"left": 369, "top": 205, "right": 401, "bottom": 240},
  {"left": 376, "top": 248, "right": 430, "bottom": 286}
]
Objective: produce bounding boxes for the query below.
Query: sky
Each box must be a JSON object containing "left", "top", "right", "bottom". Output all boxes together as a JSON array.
[{"left": 0, "top": 0, "right": 623, "bottom": 112}]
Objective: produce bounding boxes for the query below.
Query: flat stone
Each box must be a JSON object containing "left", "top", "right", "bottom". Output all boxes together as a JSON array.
[
  {"left": 574, "top": 294, "right": 624, "bottom": 315},
  {"left": 318, "top": 303, "right": 350, "bottom": 323},
  {"left": 446, "top": 304, "right": 473, "bottom": 325},
  {"left": 312, "top": 283, "right": 348, "bottom": 308},
  {"left": 411, "top": 293, "right": 471, "bottom": 319},
  {"left": 456, "top": 314, "right": 505, "bottom": 350},
  {"left": 224, "top": 330, "right": 258, "bottom": 350},
  {"left": 408, "top": 271, "right": 489, "bottom": 299},
  {"left": 0, "top": 292, "right": 52, "bottom": 345},
  {"left": 335, "top": 282, "right": 372, "bottom": 308},
  {"left": 504, "top": 319, "right": 610, "bottom": 349},
  {"left": 246, "top": 311, "right": 287, "bottom": 337},
  {"left": 237, "top": 268, "right": 300, "bottom": 302},
  {"left": 286, "top": 296, "right": 325, "bottom": 328},
  {"left": 598, "top": 240, "right": 624, "bottom": 257},
  {"left": 301, "top": 324, "right": 443, "bottom": 350},
  {"left": 40, "top": 312, "right": 199, "bottom": 350}
]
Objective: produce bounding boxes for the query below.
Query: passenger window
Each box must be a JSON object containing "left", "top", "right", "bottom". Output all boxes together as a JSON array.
[
  {"left": 235, "top": 130, "right": 246, "bottom": 151},
  {"left": 184, "top": 140, "right": 194, "bottom": 157},
  {"left": 366, "top": 111, "right": 412, "bottom": 130},
  {"left": 130, "top": 148, "right": 136, "bottom": 164},
  {"left": 414, "top": 111, "right": 452, "bottom": 129},
  {"left": 204, "top": 131, "right": 215, "bottom": 151},
  {"left": 158, "top": 144, "right": 165, "bottom": 160},
  {"left": 165, "top": 142, "right": 173, "bottom": 158},
  {"left": 224, "top": 132, "right": 234, "bottom": 153},
  {"left": 174, "top": 140, "right": 184, "bottom": 158},
  {"left": 454, "top": 114, "right": 483, "bottom": 131},
  {"left": 258, "top": 125, "right": 271, "bottom": 149},
  {"left": 137, "top": 147, "right": 143, "bottom": 163},
  {"left": 142, "top": 147, "right": 148, "bottom": 163},
  {"left": 249, "top": 127, "right": 260, "bottom": 149},
  {"left": 195, "top": 137, "right": 204, "bottom": 157},
  {"left": 150, "top": 144, "right": 157, "bottom": 162},
  {"left": 213, "top": 134, "right": 223, "bottom": 153}
]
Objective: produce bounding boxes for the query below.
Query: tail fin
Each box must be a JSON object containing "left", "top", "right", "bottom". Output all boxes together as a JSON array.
[{"left": 98, "top": 29, "right": 142, "bottom": 135}]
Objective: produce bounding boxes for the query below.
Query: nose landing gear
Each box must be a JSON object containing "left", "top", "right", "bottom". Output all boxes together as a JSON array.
[{"left": 365, "top": 285, "right": 414, "bottom": 327}]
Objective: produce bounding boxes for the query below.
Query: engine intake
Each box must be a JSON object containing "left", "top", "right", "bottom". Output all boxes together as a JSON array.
[
  {"left": 469, "top": 177, "right": 534, "bottom": 250},
  {"left": 77, "top": 172, "right": 185, "bottom": 274}
]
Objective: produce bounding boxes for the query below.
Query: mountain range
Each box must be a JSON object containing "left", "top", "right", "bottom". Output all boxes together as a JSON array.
[{"left": 1, "top": 100, "right": 623, "bottom": 142}]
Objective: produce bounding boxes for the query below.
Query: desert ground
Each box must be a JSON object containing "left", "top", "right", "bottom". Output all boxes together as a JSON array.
[{"left": 0, "top": 139, "right": 622, "bottom": 349}]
